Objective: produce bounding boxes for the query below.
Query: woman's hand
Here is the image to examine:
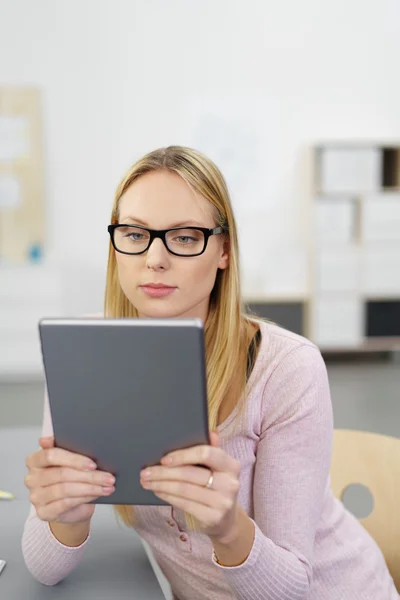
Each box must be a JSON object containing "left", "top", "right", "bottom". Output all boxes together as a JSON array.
[
  {"left": 140, "top": 432, "right": 242, "bottom": 544},
  {"left": 24, "top": 436, "right": 116, "bottom": 525}
]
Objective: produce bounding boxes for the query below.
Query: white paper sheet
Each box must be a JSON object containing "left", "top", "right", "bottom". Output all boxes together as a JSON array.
[
  {"left": 0, "top": 174, "right": 21, "bottom": 208},
  {"left": 179, "top": 93, "right": 279, "bottom": 216},
  {"left": 0, "top": 116, "right": 29, "bottom": 161}
]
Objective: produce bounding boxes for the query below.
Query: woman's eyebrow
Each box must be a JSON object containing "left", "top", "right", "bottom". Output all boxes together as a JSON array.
[{"left": 119, "top": 216, "right": 207, "bottom": 228}]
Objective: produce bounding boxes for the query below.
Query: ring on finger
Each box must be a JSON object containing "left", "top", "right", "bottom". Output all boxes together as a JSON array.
[{"left": 204, "top": 471, "right": 214, "bottom": 489}]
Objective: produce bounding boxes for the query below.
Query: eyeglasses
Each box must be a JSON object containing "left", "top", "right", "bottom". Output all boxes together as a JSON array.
[{"left": 107, "top": 224, "right": 226, "bottom": 257}]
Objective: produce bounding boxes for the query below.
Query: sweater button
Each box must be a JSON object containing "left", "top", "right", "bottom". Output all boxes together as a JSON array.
[
  {"left": 180, "top": 534, "right": 187, "bottom": 542},
  {"left": 167, "top": 520, "right": 175, "bottom": 527}
]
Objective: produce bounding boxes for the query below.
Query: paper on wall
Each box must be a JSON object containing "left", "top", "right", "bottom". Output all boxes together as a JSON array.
[
  {"left": 0, "top": 116, "right": 29, "bottom": 161},
  {"left": 0, "top": 174, "right": 22, "bottom": 208},
  {"left": 188, "top": 113, "right": 262, "bottom": 202},
  {"left": 179, "top": 93, "right": 280, "bottom": 216}
]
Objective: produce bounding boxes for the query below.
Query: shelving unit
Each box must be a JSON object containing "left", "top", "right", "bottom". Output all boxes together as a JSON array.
[
  {"left": 245, "top": 296, "right": 308, "bottom": 337},
  {"left": 309, "top": 142, "right": 400, "bottom": 352}
]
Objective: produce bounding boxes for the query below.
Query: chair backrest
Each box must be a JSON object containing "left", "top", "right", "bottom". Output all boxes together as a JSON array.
[{"left": 331, "top": 429, "right": 400, "bottom": 591}]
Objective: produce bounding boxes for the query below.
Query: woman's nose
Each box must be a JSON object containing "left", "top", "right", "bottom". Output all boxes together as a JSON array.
[{"left": 145, "top": 238, "right": 170, "bottom": 271}]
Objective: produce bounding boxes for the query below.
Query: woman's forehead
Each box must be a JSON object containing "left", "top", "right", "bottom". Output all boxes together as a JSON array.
[{"left": 118, "top": 170, "right": 216, "bottom": 225}]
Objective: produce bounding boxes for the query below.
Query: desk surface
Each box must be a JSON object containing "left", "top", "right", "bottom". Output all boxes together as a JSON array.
[{"left": 0, "top": 427, "right": 166, "bottom": 599}]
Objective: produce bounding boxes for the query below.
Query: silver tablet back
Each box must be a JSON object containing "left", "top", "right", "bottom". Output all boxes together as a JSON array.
[{"left": 39, "top": 318, "right": 209, "bottom": 505}]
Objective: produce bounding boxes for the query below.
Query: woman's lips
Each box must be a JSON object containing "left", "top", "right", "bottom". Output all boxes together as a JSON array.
[{"left": 140, "top": 285, "right": 177, "bottom": 298}]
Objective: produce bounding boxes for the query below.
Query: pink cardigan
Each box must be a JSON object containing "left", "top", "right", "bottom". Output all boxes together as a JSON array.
[{"left": 22, "top": 322, "right": 398, "bottom": 599}]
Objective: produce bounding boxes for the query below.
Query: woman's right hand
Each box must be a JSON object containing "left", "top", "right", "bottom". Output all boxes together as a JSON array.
[{"left": 24, "top": 436, "right": 116, "bottom": 525}]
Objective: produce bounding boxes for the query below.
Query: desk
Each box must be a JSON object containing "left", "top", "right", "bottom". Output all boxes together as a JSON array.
[{"left": 0, "top": 427, "right": 167, "bottom": 599}]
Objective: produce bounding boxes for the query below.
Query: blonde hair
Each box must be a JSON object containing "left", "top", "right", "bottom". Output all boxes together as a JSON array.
[{"left": 104, "top": 146, "right": 254, "bottom": 529}]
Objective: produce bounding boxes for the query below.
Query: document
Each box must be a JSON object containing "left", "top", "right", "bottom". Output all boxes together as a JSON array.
[
  {"left": 0, "top": 174, "right": 21, "bottom": 209},
  {"left": 0, "top": 116, "right": 29, "bottom": 161}
]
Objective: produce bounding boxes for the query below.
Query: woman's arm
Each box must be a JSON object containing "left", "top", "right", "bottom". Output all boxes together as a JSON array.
[
  {"left": 213, "top": 344, "right": 333, "bottom": 600},
  {"left": 22, "top": 388, "right": 91, "bottom": 585}
]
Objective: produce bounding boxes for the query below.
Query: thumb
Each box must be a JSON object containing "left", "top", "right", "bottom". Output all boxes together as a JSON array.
[
  {"left": 209, "top": 431, "right": 220, "bottom": 448},
  {"left": 39, "top": 436, "right": 55, "bottom": 449}
]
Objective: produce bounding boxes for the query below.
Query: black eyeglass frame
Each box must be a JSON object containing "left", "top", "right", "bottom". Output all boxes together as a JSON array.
[{"left": 107, "top": 224, "right": 226, "bottom": 257}]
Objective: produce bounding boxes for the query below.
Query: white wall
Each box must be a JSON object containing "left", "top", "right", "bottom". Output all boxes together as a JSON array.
[{"left": 1, "top": 0, "right": 400, "bottom": 375}]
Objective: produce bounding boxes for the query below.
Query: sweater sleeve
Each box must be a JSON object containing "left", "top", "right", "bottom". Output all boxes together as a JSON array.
[
  {"left": 21, "top": 386, "right": 91, "bottom": 585},
  {"left": 213, "top": 344, "right": 333, "bottom": 600}
]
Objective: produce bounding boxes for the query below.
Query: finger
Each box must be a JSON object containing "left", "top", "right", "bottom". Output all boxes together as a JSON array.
[
  {"left": 39, "top": 436, "right": 54, "bottom": 449},
  {"left": 154, "top": 492, "right": 221, "bottom": 525},
  {"left": 26, "top": 447, "right": 97, "bottom": 471},
  {"left": 141, "top": 465, "right": 211, "bottom": 487},
  {"left": 37, "top": 496, "right": 99, "bottom": 522},
  {"left": 209, "top": 431, "right": 220, "bottom": 448},
  {"left": 143, "top": 479, "right": 231, "bottom": 510},
  {"left": 31, "top": 466, "right": 115, "bottom": 489},
  {"left": 140, "top": 465, "right": 235, "bottom": 491},
  {"left": 32, "top": 481, "right": 115, "bottom": 506},
  {"left": 161, "top": 445, "right": 240, "bottom": 475}
]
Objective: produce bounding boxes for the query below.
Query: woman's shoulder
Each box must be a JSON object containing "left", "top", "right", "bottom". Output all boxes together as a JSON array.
[
  {"left": 246, "top": 320, "right": 329, "bottom": 425},
  {"left": 248, "top": 319, "right": 326, "bottom": 392},
  {"left": 255, "top": 319, "right": 320, "bottom": 361}
]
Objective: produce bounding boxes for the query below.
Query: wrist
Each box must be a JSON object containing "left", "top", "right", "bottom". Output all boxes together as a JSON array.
[
  {"left": 209, "top": 505, "right": 243, "bottom": 546},
  {"left": 49, "top": 520, "right": 91, "bottom": 547},
  {"left": 210, "top": 507, "right": 255, "bottom": 567}
]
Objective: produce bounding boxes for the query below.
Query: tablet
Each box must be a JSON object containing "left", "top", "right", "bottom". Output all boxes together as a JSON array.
[{"left": 38, "top": 317, "right": 210, "bottom": 506}]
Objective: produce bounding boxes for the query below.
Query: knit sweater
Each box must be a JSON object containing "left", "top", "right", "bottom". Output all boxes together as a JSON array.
[{"left": 22, "top": 321, "right": 398, "bottom": 599}]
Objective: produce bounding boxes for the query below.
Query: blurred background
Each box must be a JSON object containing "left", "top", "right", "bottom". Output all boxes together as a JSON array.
[{"left": 1, "top": 0, "right": 399, "bottom": 465}]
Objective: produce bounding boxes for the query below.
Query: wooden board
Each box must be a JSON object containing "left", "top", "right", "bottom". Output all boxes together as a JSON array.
[{"left": 0, "top": 87, "right": 45, "bottom": 264}]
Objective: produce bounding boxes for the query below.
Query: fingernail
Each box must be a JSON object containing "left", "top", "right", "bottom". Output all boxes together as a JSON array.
[
  {"left": 162, "top": 456, "right": 172, "bottom": 465},
  {"left": 85, "top": 461, "right": 97, "bottom": 471},
  {"left": 141, "top": 470, "right": 152, "bottom": 479},
  {"left": 102, "top": 486, "right": 114, "bottom": 494}
]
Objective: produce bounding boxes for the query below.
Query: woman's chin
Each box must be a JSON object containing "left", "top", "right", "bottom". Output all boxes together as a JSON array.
[{"left": 135, "top": 300, "right": 185, "bottom": 320}]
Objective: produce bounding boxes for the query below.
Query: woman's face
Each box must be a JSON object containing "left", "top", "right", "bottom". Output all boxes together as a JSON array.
[{"left": 115, "top": 170, "right": 229, "bottom": 321}]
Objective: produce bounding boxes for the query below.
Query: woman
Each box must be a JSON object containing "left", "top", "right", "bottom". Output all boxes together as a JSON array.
[{"left": 22, "top": 146, "right": 398, "bottom": 599}]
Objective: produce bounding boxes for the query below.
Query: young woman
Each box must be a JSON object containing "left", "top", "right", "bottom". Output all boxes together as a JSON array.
[{"left": 22, "top": 146, "right": 398, "bottom": 599}]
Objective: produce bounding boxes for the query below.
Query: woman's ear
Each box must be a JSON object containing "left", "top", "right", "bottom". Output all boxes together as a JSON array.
[{"left": 218, "top": 236, "right": 230, "bottom": 270}]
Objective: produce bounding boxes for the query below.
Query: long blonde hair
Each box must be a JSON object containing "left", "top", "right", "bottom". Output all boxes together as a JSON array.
[{"left": 104, "top": 146, "right": 252, "bottom": 528}]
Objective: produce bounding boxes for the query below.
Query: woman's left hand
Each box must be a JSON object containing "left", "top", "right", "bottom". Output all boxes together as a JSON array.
[{"left": 140, "top": 432, "right": 241, "bottom": 543}]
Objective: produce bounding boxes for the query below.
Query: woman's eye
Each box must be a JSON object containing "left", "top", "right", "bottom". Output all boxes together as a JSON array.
[
  {"left": 175, "top": 236, "right": 195, "bottom": 244},
  {"left": 127, "top": 233, "right": 145, "bottom": 241}
]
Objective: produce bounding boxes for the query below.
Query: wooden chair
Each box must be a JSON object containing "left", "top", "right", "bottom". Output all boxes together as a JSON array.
[{"left": 331, "top": 429, "right": 400, "bottom": 591}]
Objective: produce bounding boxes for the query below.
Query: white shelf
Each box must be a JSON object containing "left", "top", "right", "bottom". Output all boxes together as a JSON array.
[
  {"left": 310, "top": 142, "right": 400, "bottom": 350},
  {"left": 244, "top": 294, "right": 308, "bottom": 304},
  {"left": 320, "top": 337, "right": 400, "bottom": 354}
]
